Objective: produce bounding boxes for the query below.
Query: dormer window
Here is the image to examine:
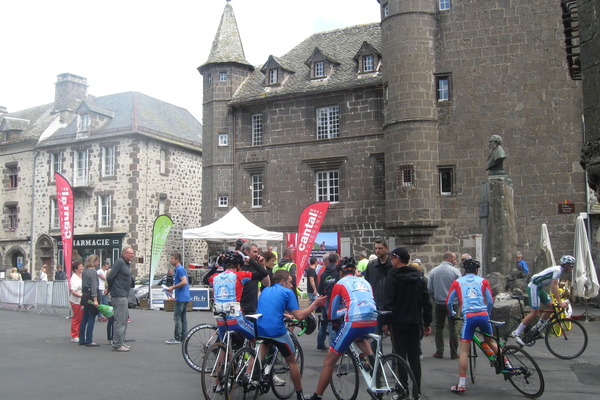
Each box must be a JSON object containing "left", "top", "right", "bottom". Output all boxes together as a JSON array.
[
  {"left": 363, "top": 55, "right": 375, "bottom": 72},
  {"left": 77, "top": 113, "right": 90, "bottom": 132},
  {"left": 355, "top": 42, "right": 381, "bottom": 75},
  {"left": 268, "top": 68, "right": 279, "bottom": 85},
  {"left": 314, "top": 62, "right": 325, "bottom": 78}
]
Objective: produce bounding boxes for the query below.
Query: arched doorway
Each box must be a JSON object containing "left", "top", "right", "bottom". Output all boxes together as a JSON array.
[
  {"left": 36, "top": 235, "right": 55, "bottom": 279},
  {"left": 5, "top": 246, "right": 26, "bottom": 270}
]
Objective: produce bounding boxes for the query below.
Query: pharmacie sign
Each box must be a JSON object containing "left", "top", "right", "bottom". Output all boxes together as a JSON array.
[{"left": 55, "top": 234, "right": 124, "bottom": 249}]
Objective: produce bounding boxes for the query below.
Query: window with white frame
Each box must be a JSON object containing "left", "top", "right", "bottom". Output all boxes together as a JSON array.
[
  {"left": 439, "top": 0, "right": 451, "bottom": 11},
  {"left": 436, "top": 75, "right": 450, "bottom": 101},
  {"left": 383, "top": 3, "right": 390, "bottom": 17},
  {"left": 101, "top": 146, "right": 116, "bottom": 177},
  {"left": 77, "top": 114, "right": 90, "bottom": 132},
  {"left": 252, "top": 114, "right": 263, "bottom": 146},
  {"left": 218, "top": 133, "right": 228, "bottom": 146},
  {"left": 316, "top": 106, "right": 340, "bottom": 139},
  {"left": 316, "top": 170, "right": 340, "bottom": 203},
  {"left": 74, "top": 150, "right": 89, "bottom": 186},
  {"left": 363, "top": 55, "right": 375, "bottom": 72},
  {"left": 98, "top": 195, "right": 111, "bottom": 227},
  {"left": 4, "top": 203, "right": 18, "bottom": 230},
  {"left": 7, "top": 165, "right": 18, "bottom": 188},
  {"left": 50, "top": 199, "right": 59, "bottom": 229},
  {"left": 268, "top": 68, "right": 278, "bottom": 85},
  {"left": 219, "top": 72, "right": 228, "bottom": 81},
  {"left": 50, "top": 152, "right": 62, "bottom": 179},
  {"left": 439, "top": 166, "right": 454, "bottom": 195},
  {"left": 218, "top": 196, "right": 229, "bottom": 207},
  {"left": 251, "top": 174, "right": 263, "bottom": 207},
  {"left": 314, "top": 61, "right": 325, "bottom": 78}
]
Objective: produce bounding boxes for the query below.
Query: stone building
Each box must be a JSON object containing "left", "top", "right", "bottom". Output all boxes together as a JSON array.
[
  {"left": 0, "top": 73, "right": 203, "bottom": 278},
  {"left": 199, "top": 0, "right": 586, "bottom": 273}
]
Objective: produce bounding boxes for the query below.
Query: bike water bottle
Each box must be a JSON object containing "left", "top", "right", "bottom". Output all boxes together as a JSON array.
[{"left": 481, "top": 342, "right": 495, "bottom": 359}]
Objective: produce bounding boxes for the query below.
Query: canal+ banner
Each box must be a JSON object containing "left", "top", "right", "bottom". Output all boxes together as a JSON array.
[
  {"left": 55, "top": 173, "right": 74, "bottom": 278},
  {"left": 294, "top": 202, "right": 329, "bottom": 282}
]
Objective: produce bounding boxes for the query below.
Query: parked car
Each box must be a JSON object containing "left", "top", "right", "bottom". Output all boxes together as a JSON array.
[{"left": 132, "top": 275, "right": 164, "bottom": 307}]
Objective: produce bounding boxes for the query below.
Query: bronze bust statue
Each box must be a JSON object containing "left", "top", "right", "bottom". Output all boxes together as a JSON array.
[{"left": 486, "top": 134, "right": 507, "bottom": 175}]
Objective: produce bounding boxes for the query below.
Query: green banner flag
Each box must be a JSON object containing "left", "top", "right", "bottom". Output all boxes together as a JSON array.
[{"left": 150, "top": 215, "right": 174, "bottom": 284}]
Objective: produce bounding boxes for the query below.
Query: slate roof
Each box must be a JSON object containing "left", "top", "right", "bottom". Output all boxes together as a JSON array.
[
  {"left": 230, "top": 23, "right": 382, "bottom": 105},
  {"left": 200, "top": 1, "right": 252, "bottom": 70},
  {"left": 0, "top": 103, "right": 58, "bottom": 143},
  {"left": 36, "top": 92, "right": 202, "bottom": 149}
]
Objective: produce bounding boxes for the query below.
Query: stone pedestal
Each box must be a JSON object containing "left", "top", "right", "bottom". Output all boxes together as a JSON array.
[{"left": 480, "top": 176, "right": 517, "bottom": 275}]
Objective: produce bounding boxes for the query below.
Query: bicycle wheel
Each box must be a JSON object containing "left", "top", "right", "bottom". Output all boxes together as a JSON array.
[
  {"left": 377, "top": 353, "right": 419, "bottom": 400},
  {"left": 469, "top": 341, "right": 477, "bottom": 384},
  {"left": 330, "top": 350, "right": 359, "bottom": 400},
  {"left": 495, "top": 314, "right": 521, "bottom": 340},
  {"left": 544, "top": 318, "right": 588, "bottom": 359},
  {"left": 271, "top": 337, "right": 304, "bottom": 399},
  {"left": 201, "top": 342, "right": 226, "bottom": 400},
  {"left": 503, "top": 345, "right": 544, "bottom": 398},
  {"left": 224, "top": 346, "right": 260, "bottom": 400},
  {"left": 182, "top": 324, "right": 218, "bottom": 372}
]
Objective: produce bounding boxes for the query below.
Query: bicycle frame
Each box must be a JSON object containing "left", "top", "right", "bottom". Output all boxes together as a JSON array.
[{"left": 471, "top": 328, "right": 505, "bottom": 375}]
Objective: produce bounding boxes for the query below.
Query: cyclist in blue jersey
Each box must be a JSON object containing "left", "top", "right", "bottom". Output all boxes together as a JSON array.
[
  {"left": 446, "top": 258, "right": 496, "bottom": 393},
  {"left": 308, "top": 257, "right": 377, "bottom": 400},
  {"left": 510, "top": 255, "right": 575, "bottom": 345}
]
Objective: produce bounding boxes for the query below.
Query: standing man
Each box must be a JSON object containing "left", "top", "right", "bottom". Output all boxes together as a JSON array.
[
  {"left": 107, "top": 247, "right": 134, "bottom": 352},
  {"left": 273, "top": 248, "right": 298, "bottom": 296},
  {"left": 428, "top": 251, "right": 461, "bottom": 359},
  {"left": 54, "top": 266, "right": 66, "bottom": 280},
  {"left": 316, "top": 252, "right": 340, "bottom": 350},
  {"left": 355, "top": 251, "right": 369, "bottom": 277},
  {"left": 306, "top": 256, "right": 318, "bottom": 303},
  {"left": 165, "top": 253, "right": 190, "bottom": 344},
  {"left": 239, "top": 242, "right": 270, "bottom": 314},
  {"left": 97, "top": 261, "right": 109, "bottom": 321},
  {"left": 364, "top": 239, "right": 392, "bottom": 309},
  {"left": 381, "top": 247, "right": 432, "bottom": 393},
  {"left": 446, "top": 259, "right": 496, "bottom": 393}
]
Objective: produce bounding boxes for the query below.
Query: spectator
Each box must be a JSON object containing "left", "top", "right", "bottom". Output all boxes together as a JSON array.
[
  {"left": 39, "top": 265, "right": 48, "bottom": 281},
  {"left": 107, "top": 247, "right": 134, "bottom": 352},
  {"left": 20, "top": 267, "right": 32, "bottom": 281},
  {"left": 273, "top": 248, "right": 298, "bottom": 297},
  {"left": 97, "top": 262, "right": 109, "bottom": 321},
  {"left": 316, "top": 252, "right": 339, "bottom": 350},
  {"left": 355, "top": 251, "right": 369, "bottom": 277},
  {"left": 306, "top": 257, "right": 318, "bottom": 303},
  {"left": 8, "top": 267, "right": 22, "bottom": 280},
  {"left": 79, "top": 254, "right": 100, "bottom": 346},
  {"left": 428, "top": 251, "right": 461, "bottom": 359},
  {"left": 165, "top": 253, "right": 190, "bottom": 344},
  {"left": 54, "top": 266, "right": 66, "bottom": 281},
  {"left": 69, "top": 261, "right": 84, "bottom": 343},
  {"left": 516, "top": 251, "right": 529, "bottom": 275}
]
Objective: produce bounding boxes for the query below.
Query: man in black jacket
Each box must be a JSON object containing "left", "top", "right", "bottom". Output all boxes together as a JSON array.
[
  {"left": 364, "top": 239, "right": 392, "bottom": 308},
  {"left": 316, "top": 252, "right": 339, "bottom": 350},
  {"left": 107, "top": 247, "right": 134, "bottom": 352},
  {"left": 382, "top": 246, "right": 432, "bottom": 393}
]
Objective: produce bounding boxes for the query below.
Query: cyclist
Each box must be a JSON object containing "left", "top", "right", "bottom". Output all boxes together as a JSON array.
[
  {"left": 510, "top": 255, "right": 575, "bottom": 345},
  {"left": 256, "top": 269, "right": 326, "bottom": 400},
  {"left": 308, "top": 257, "right": 378, "bottom": 400},
  {"left": 446, "top": 258, "right": 496, "bottom": 393}
]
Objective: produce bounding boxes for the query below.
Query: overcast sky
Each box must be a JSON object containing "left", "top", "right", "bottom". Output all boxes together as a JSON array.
[{"left": 0, "top": 0, "right": 381, "bottom": 122}]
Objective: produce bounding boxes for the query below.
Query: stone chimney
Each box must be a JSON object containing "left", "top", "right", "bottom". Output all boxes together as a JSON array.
[{"left": 53, "top": 73, "right": 88, "bottom": 121}]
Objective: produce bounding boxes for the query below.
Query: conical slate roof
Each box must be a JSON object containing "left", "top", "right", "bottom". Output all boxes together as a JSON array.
[{"left": 200, "top": 0, "right": 252, "bottom": 69}]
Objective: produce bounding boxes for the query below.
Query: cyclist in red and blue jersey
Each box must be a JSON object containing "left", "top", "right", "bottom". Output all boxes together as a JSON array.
[
  {"left": 204, "top": 251, "right": 268, "bottom": 341},
  {"left": 446, "top": 258, "right": 496, "bottom": 393},
  {"left": 510, "top": 255, "right": 575, "bottom": 345},
  {"left": 308, "top": 257, "right": 377, "bottom": 400}
]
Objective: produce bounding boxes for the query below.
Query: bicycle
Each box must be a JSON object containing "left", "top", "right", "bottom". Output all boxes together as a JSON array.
[
  {"left": 182, "top": 323, "right": 219, "bottom": 372},
  {"left": 461, "top": 317, "right": 545, "bottom": 398},
  {"left": 224, "top": 315, "right": 306, "bottom": 400},
  {"left": 329, "top": 313, "right": 419, "bottom": 400},
  {"left": 496, "top": 294, "right": 588, "bottom": 359}
]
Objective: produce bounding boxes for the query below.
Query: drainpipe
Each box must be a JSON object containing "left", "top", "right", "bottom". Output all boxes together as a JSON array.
[{"left": 30, "top": 150, "right": 39, "bottom": 271}]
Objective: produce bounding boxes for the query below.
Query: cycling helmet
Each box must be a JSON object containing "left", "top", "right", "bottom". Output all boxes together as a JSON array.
[
  {"left": 219, "top": 251, "right": 244, "bottom": 268},
  {"left": 337, "top": 257, "right": 357, "bottom": 273},
  {"left": 462, "top": 259, "right": 481, "bottom": 273},
  {"left": 302, "top": 313, "right": 317, "bottom": 335},
  {"left": 560, "top": 255, "right": 576, "bottom": 266}
]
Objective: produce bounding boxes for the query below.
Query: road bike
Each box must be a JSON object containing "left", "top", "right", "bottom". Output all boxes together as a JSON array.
[
  {"left": 462, "top": 317, "right": 544, "bottom": 398},
  {"left": 496, "top": 295, "right": 588, "bottom": 359},
  {"left": 224, "top": 315, "right": 306, "bottom": 400},
  {"left": 182, "top": 323, "right": 219, "bottom": 372},
  {"left": 329, "top": 312, "right": 419, "bottom": 400}
]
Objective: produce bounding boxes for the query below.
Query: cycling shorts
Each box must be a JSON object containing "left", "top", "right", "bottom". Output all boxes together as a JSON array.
[
  {"left": 527, "top": 284, "right": 551, "bottom": 310},
  {"left": 216, "top": 314, "right": 255, "bottom": 342},
  {"left": 260, "top": 332, "right": 296, "bottom": 358},
  {"left": 330, "top": 320, "right": 377, "bottom": 355},
  {"left": 460, "top": 312, "right": 492, "bottom": 342}
]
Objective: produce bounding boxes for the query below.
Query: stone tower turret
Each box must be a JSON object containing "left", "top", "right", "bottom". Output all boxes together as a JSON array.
[
  {"left": 198, "top": 0, "right": 254, "bottom": 225},
  {"left": 53, "top": 73, "right": 88, "bottom": 122},
  {"left": 380, "top": 0, "right": 440, "bottom": 244}
]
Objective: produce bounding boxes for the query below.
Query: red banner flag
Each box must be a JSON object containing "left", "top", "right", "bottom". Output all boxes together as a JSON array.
[
  {"left": 294, "top": 202, "right": 329, "bottom": 283},
  {"left": 55, "top": 173, "right": 74, "bottom": 278}
]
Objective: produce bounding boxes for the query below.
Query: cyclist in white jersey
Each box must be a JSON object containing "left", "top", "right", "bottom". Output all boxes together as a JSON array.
[{"left": 510, "top": 255, "right": 575, "bottom": 345}]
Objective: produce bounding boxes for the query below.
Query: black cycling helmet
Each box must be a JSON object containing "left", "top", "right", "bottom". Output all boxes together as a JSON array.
[
  {"left": 462, "top": 259, "right": 481, "bottom": 273},
  {"left": 219, "top": 251, "right": 244, "bottom": 268},
  {"left": 302, "top": 313, "right": 317, "bottom": 335},
  {"left": 337, "top": 257, "right": 357, "bottom": 273}
]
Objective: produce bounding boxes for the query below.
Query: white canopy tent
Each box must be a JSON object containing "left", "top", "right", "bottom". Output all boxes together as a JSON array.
[
  {"left": 182, "top": 207, "right": 283, "bottom": 265},
  {"left": 573, "top": 215, "right": 599, "bottom": 300}
]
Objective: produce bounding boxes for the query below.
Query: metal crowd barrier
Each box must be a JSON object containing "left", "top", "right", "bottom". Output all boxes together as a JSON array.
[{"left": 0, "top": 280, "right": 69, "bottom": 313}]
